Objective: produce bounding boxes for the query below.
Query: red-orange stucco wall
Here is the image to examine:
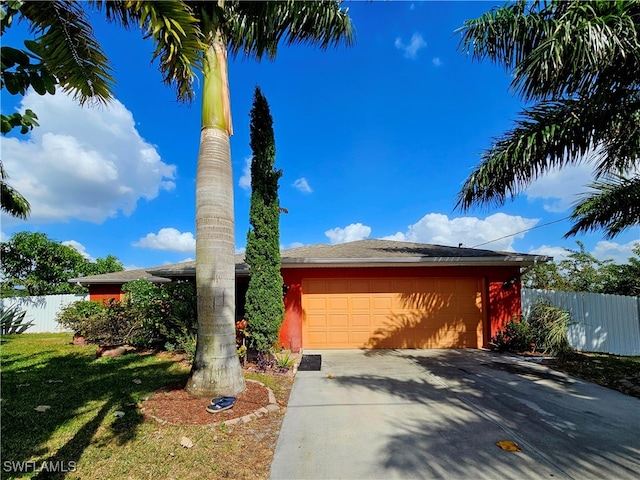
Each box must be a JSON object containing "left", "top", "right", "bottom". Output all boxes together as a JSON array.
[
  {"left": 88, "top": 265, "right": 523, "bottom": 352},
  {"left": 278, "top": 266, "right": 522, "bottom": 352},
  {"left": 89, "top": 284, "right": 124, "bottom": 303}
]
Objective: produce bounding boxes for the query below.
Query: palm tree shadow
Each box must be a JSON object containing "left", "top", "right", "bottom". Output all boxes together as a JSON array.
[
  {"left": 365, "top": 290, "right": 483, "bottom": 349},
  {"left": 2, "top": 347, "right": 187, "bottom": 477},
  {"left": 332, "top": 350, "right": 640, "bottom": 479}
]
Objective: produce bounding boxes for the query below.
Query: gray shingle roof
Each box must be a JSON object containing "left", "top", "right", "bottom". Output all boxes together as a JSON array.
[
  {"left": 70, "top": 239, "right": 550, "bottom": 285},
  {"left": 68, "top": 267, "right": 175, "bottom": 285}
]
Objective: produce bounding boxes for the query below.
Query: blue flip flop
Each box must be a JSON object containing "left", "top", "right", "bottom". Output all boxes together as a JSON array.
[{"left": 206, "top": 396, "right": 236, "bottom": 413}]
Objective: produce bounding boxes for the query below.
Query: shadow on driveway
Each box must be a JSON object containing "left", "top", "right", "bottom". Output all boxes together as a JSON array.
[{"left": 270, "top": 349, "right": 640, "bottom": 480}]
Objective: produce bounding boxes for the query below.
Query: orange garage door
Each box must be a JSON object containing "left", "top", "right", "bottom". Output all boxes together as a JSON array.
[{"left": 302, "top": 277, "right": 485, "bottom": 349}]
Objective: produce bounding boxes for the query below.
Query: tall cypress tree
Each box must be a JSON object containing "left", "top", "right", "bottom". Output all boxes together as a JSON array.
[{"left": 244, "top": 86, "right": 285, "bottom": 353}]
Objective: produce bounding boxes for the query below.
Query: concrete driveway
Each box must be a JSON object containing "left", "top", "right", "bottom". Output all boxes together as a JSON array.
[{"left": 269, "top": 349, "right": 640, "bottom": 480}]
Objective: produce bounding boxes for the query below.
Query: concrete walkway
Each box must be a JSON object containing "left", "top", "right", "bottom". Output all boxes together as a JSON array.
[{"left": 269, "top": 349, "right": 640, "bottom": 480}]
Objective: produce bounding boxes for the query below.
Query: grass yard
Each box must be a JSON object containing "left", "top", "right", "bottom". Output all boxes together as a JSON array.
[
  {"left": 546, "top": 351, "right": 640, "bottom": 398},
  {"left": 2, "top": 334, "right": 637, "bottom": 479},
  {"left": 0, "top": 334, "right": 292, "bottom": 480}
]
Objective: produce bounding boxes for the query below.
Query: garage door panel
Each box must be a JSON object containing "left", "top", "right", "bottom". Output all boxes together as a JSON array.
[
  {"left": 372, "top": 296, "right": 393, "bottom": 310},
  {"left": 371, "top": 279, "right": 392, "bottom": 292},
  {"left": 307, "top": 313, "right": 328, "bottom": 328},
  {"left": 395, "top": 279, "right": 414, "bottom": 293},
  {"left": 307, "top": 331, "right": 328, "bottom": 345},
  {"left": 302, "top": 278, "right": 485, "bottom": 349},
  {"left": 328, "top": 296, "right": 348, "bottom": 310},
  {"left": 328, "top": 331, "right": 350, "bottom": 345},
  {"left": 350, "top": 330, "right": 374, "bottom": 345},
  {"left": 329, "top": 314, "right": 348, "bottom": 327},
  {"left": 349, "top": 280, "right": 370, "bottom": 293},
  {"left": 351, "top": 314, "right": 371, "bottom": 327},
  {"left": 306, "top": 297, "right": 327, "bottom": 310},
  {"left": 351, "top": 297, "right": 371, "bottom": 310},
  {"left": 305, "top": 280, "right": 327, "bottom": 294},
  {"left": 328, "top": 280, "right": 349, "bottom": 294}
]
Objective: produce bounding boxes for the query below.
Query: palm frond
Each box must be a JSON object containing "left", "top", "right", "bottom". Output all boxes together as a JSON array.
[
  {"left": 92, "top": 1, "right": 206, "bottom": 104},
  {"left": 565, "top": 174, "right": 640, "bottom": 238},
  {"left": 1, "top": 180, "right": 31, "bottom": 220},
  {"left": 19, "top": 0, "right": 115, "bottom": 104},
  {"left": 188, "top": 0, "right": 354, "bottom": 61},
  {"left": 457, "top": 0, "right": 538, "bottom": 70},
  {"left": 457, "top": 0, "right": 639, "bottom": 237},
  {"left": 515, "top": 1, "right": 640, "bottom": 101},
  {"left": 593, "top": 92, "right": 640, "bottom": 176},
  {"left": 458, "top": 0, "right": 640, "bottom": 102},
  {"left": 456, "top": 96, "right": 630, "bottom": 211}
]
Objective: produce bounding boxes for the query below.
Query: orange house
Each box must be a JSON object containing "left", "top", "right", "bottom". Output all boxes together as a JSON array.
[{"left": 71, "top": 239, "right": 549, "bottom": 351}]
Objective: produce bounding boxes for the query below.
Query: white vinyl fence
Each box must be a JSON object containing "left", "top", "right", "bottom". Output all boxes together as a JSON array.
[
  {"left": 522, "top": 289, "right": 640, "bottom": 356},
  {"left": 1, "top": 294, "right": 88, "bottom": 333}
]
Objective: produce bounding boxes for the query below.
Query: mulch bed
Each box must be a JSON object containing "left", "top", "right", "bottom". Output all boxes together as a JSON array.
[{"left": 142, "top": 379, "right": 272, "bottom": 426}]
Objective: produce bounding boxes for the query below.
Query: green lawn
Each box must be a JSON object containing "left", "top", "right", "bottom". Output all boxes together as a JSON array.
[
  {"left": 547, "top": 351, "right": 640, "bottom": 397},
  {"left": 1, "top": 333, "right": 292, "bottom": 480},
  {"left": 1, "top": 333, "right": 190, "bottom": 479},
  {"left": 2, "top": 334, "right": 636, "bottom": 479}
]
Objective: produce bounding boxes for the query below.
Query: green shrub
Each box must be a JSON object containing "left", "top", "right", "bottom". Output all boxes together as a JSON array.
[
  {"left": 56, "top": 300, "right": 108, "bottom": 337},
  {"left": 490, "top": 317, "right": 534, "bottom": 352},
  {"left": 165, "top": 332, "right": 197, "bottom": 362},
  {"left": 528, "top": 301, "right": 573, "bottom": 356},
  {"left": 56, "top": 280, "right": 197, "bottom": 352},
  {"left": 56, "top": 299, "right": 142, "bottom": 345},
  {"left": 491, "top": 300, "right": 573, "bottom": 357},
  {"left": 0, "top": 304, "right": 34, "bottom": 334},
  {"left": 121, "top": 279, "right": 197, "bottom": 351},
  {"left": 274, "top": 349, "right": 294, "bottom": 371}
]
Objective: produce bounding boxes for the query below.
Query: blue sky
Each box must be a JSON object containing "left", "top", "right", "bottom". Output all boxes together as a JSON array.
[{"left": 2, "top": 1, "right": 639, "bottom": 269}]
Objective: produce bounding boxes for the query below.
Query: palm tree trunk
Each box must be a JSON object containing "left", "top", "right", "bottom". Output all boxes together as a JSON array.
[{"left": 185, "top": 39, "right": 245, "bottom": 398}]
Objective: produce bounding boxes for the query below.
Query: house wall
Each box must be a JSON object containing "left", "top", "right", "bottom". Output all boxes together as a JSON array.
[
  {"left": 86, "top": 264, "right": 523, "bottom": 352},
  {"left": 89, "top": 284, "right": 124, "bottom": 303},
  {"left": 279, "top": 265, "right": 522, "bottom": 352}
]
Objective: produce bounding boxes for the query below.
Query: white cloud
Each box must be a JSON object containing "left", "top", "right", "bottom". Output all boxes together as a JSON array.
[
  {"left": 528, "top": 245, "right": 571, "bottom": 262},
  {"left": 394, "top": 33, "right": 426, "bottom": 60},
  {"left": 239, "top": 157, "right": 252, "bottom": 191},
  {"left": 1, "top": 90, "right": 175, "bottom": 224},
  {"left": 62, "top": 240, "right": 93, "bottom": 260},
  {"left": 281, "top": 242, "right": 304, "bottom": 250},
  {"left": 525, "top": 164, "right": 594, "bottom": 212},
  {"left": 174, "top": 257, "right": 194, "bottom": 263},
  {"left": 292, "top": 177, "right": 313, "bottom": 194},
  {"left": 325, "top": 223, "right": 372, "bottom": 244},
  {"left": 528, "top": 238, "right": 639, "bottom": 264},
  {"left": 432, "top": 57, "right": 442, "bottom": 67},
  {"left": 382, "top": 212, "right": 539, "bottom": 251},
  {"left": 592, "top": 239, "right": 639, "bottom": 263},
  {"left": 525, "top": 156, "right": 640, "bottom": 213},
  {"left": 133, "top": 228, "right": 195, "bottom": 253}
]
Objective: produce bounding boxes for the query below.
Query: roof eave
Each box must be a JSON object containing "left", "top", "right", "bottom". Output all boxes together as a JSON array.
[
  {"left": 68, "top": 276, "right": 172, "bottom": 285},
  {"left": 280, "top": 256, "right": 551, "bottom": 268},
  {"left": 147, "top": 264, "right": 250, "bottom": 278}
]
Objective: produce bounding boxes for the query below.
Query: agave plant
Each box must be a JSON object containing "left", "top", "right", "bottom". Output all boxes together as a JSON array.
[{"left": 1, "top": 304, "right": 34, "bottom": 335}]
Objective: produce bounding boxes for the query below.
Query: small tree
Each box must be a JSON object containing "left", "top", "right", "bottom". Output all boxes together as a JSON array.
[
  {"left": 599, "top": 245, "right": 640, "bottom": 297},
  {"left": 522, "top": 240, "right": 640, "bottom": 296},
  {"left": 244, "top": 86, "right": 285, "bottom": 354},
  {"left": 1, "top": 231, "right": 124, "bottom": 296}
]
